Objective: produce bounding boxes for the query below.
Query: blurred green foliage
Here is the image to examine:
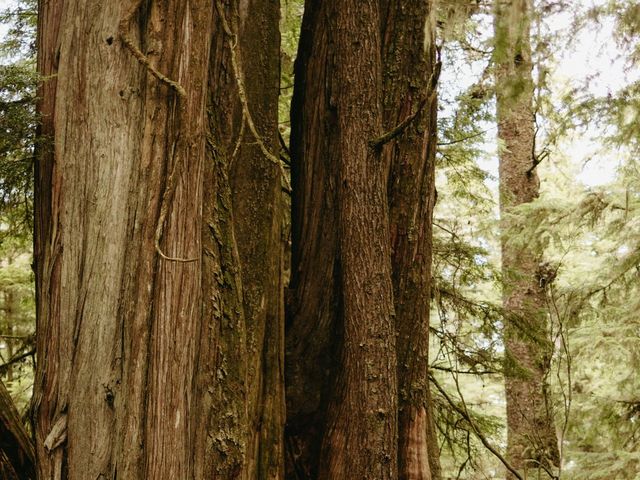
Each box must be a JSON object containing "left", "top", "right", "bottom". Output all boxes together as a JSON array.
[{"left": 0, "top": 0, "right": 36, "bottom": 415}]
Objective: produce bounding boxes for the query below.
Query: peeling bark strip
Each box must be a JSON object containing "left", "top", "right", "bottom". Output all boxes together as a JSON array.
[
  {"left": 494, "top": 0, "right": 560, "bottom": 477},
  {"left": 35, "top": 0, "right": 284, "bottom": 478},
  {"left": 379, "top": 1, "right": 441, "bottom": 479}
]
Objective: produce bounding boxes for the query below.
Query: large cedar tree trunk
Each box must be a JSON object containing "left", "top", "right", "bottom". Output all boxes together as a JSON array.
[
  {"left": 494, "top": 0, "right": 560, "bottom": 477},
  {"left": 380, "top": 1, "right": 441, "bottom": 479},
  {"left": 33, "top": 1, "right": 284, "bottom": 478},
  {"left": 286, "top": 1, "right": 442, "bottom": 478},
  {"left": 286, "top": 0, "right": 398, "bottom": 478}
]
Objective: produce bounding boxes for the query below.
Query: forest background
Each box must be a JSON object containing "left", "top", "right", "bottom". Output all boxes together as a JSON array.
[{"left": 0, "top": 0, "right": 639, "bottom": 478}]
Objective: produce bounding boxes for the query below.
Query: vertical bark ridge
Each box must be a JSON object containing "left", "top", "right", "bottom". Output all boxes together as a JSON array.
[
  {"left": 380, "top": 2, "right": 442, "bottom": 479},
  {"left": 33, "top": 0, "right": 65, "bottom": 477},
  {"left": 193, "top": 136, "right": 249, "bottom": 479},
  {"left": 35, "top": 1, "right": 214, "bottom": 478},
  {"left": 285, "top": 1, "right": 342, "bottom": 477}
]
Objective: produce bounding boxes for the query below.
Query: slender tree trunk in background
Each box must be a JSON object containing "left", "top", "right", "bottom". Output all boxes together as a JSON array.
[
  {"left": 2, "top": 286, "right": 17, "bottom": 383},
  {"left": 33, "top": 1, "right": 284, "bottom": 478},
  {"left": 0, "top": 378, "right": 35, "bottom": 480},
  {"left": 380, "top": 1, "right": 441, "bottom": 479},
  {"left": 286, "top": 0, "right": 398, "bottom": 478},
  {"left": 494, "top": 0, "right": 560, "bottom": 477}
]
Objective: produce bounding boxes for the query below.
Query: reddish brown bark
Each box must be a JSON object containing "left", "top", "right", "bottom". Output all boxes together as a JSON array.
[
  {"left": 285, "top": 1, "right": 341, "bottom": 477},
  {"left": 34, "top": 1, "right": 284, "bottom": 479},
  {"left": 316, "top": 1, "right": 398, "bottom": 478},
  {"left": 495, "top": 0, "right": 560, "bottom": 477},
  {"left": 286, "top": 2, "right": 442, "bottom": 478},
  {"left": 286, "top": 0, "right": 398, "bottom": 477},
  {"left": 34, "top": 1, "right": 212, "bottom": 477},
  {"left": 380, "top": 1, "right": 441, "bottom": 479}
]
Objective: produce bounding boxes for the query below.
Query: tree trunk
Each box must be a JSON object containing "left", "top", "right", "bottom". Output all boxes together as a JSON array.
[
  {"left": 33, "top": 1, "right": 284, "bottom": 478},
  {"left": 0, "top": 379, "right": 35, "bottom": 480},
  {"left": 286, "top": 2, "right": 444, "bottom": 478},
  {"left": 2, "top": 286, "right": 17, "bottom": 383},
  {"left": 286, "top": 0, "right": 398, "bottom": 478},
  {"left": 285, "top": 1, "right": 342, "bottom": 477},
  {"left": 380, "top": 1, "right": 441, "bottom": 479},
  {"left": 494, "top": 0, "right": 560, "bottom": 477},
  {"left": 34, "top": 1, "right": 212, "bottom": 477},
  {"left": 317, "top": 1, "right": 397, "bottom": 478},
  {"left": 198, "top": 1, "right": 285, "bottom": 477},
  {"left": 231, "top": 1, "right": 285, "bottom": 476}
]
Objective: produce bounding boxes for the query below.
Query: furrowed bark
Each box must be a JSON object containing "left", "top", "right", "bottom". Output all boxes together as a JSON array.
[
  {"left": 494, "top": 0, "right": 560, "bottom": 477},
  {"left": 286, "top": 0, "right": 398, "bottom": 477},
  {"left": 198, "top": 0, "right": 285, "bottom": 477},
  {"left": 35, "top": 0, "right": 284, "bottom": 478},
  {"left": 231, "top": 1, "right": 285, "bottom": 477},
  {"left": 0, "top": 379, "right": 35, "bottom": 480},
  {"left": 317, "top": 1, "right": 397, "bottom": 477},
  {"left": 193, "top": 131, "right": 249, "bottom": 479},
  {"left": 379, "top": 1, "right": 441, "bottom": 479},
  {"left": 34, "top": 1, "right": 213, "bottom": 478},
  {"left": 285, "top": 1, "right": 341, "bottom": 477}
]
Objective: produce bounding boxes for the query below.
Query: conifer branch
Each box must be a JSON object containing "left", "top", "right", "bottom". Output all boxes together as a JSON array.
[
  {"left": 369, "top": 98, "right": 427, "bottom": 149},
  {"left": 370, "top": 61, "right": 441, "bottom": 149},
  {"left": 430, "top": 374, "right": 525, "bottom": 480},
  {"left": 0, "top": 348, "right": 35, "bottom": 374}
]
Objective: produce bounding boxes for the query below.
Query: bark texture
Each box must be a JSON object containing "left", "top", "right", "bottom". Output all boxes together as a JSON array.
[
  {"left": 286, "top": 0, "right": 398, "bottom": 478},
  {"left": 380, "top": 2, "right": 441, "bottom": 479},
  {"left": 231, "top": 1, "right": 285, "bottom": 476},
  {"left": 197, "top": 0, "right": 285, "bottom": 477},
  {"left": 34, "top": 1, "right": 211, "bottom": 477},
  {"left": 285, "top": 1, "right": 341, "bottom": 476},
  {"left": 34, "top": 1, "right": 284, "bottom": 479},
  {"left": 318, "top": 1, "right": 397, "bottom": 478},
  {"left": 0, "top": 379, "right": 35, "bottom": 480},
  {"left": 494, "top": 0, "right": 560, "bottom": 477},
  {"left": 286, "top": 2, "right": 443, "bottom": 478}
]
